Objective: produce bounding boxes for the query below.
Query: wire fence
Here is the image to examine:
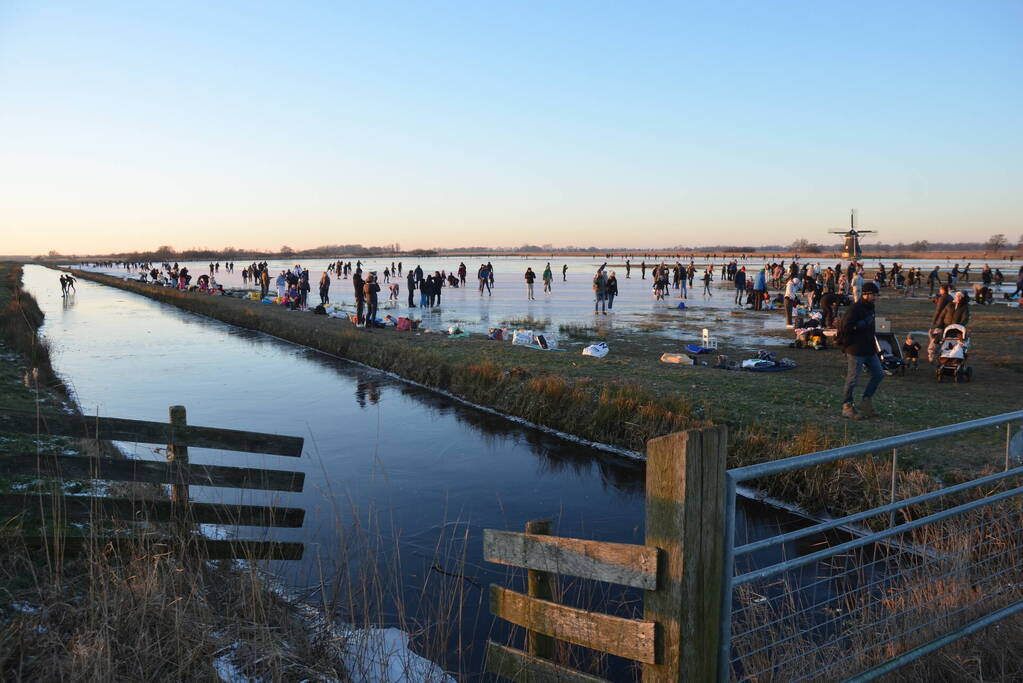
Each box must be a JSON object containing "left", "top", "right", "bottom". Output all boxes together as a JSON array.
[{"left": 720, "top": 411, "right": 1023, "bottom": 682}]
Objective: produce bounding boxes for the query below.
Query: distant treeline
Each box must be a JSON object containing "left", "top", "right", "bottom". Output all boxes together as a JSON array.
[{"left": 40, "top": 236, "right": 1020, "bottom": 262}]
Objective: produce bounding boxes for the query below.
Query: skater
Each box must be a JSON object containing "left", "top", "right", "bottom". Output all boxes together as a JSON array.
[
  {"left": 353, "top": 269, "right": 365, "bottom": 325},
  {"left": 593, "top": 263, "right": 608, "bottom": 314},
  {"left": 318, "top": 272, "right": 330, "bottom": 305},
  {"left": 363, "top": 273, "right": 380, "bottom": 326},
  {"left": 734, "top": 267, "right": 746, "bottom": 305},
  {"left": 407, "top": 269, "right": 417, "bottom": 307}
]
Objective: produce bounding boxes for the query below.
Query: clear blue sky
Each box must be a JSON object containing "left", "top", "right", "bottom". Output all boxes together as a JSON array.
[{"left": 1, "top": 1, "right": 1020, "bottom": 254}]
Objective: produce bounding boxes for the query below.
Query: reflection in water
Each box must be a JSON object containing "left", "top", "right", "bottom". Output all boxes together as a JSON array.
[{"left": 355, "top": 376, "right": 382, "bottom": 408}]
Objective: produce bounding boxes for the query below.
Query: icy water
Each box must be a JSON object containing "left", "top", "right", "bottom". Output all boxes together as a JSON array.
[
  {"left": 25, "top": 264, "right": 891, "bottom": 679},
  {"left": 75, "top": 255, "right": 1022, "bottom": 351}
]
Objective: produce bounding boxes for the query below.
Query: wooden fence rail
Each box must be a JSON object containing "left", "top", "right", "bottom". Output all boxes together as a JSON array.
[
  {"left": 1, "top": 493, "right": 306, "bottom": 527},
  {"left": 484, "top": 425, "right": 728, "bottom": 683},
  {"left": 484, "top": 529, "right": 658, "bottom": 590},
  {"left": 0, "top": 408, "right": 304, "bottom": 457},
  {"left": 16, "top": 535, "right": 305, "bottom": 561},
  {"left": 0, "top": 405, "right": 307, "bottom": 561},
  {"left": 1, "top": 453, "right": 305, "bottom": 491}
]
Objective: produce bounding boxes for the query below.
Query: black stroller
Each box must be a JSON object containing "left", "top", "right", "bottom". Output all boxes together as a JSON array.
[{"left": 875, "top": 332, "right": 906, "bottom": 376}]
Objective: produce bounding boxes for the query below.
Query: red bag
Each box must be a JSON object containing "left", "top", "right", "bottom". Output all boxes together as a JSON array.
[{"left": 397, "top": 317, "right": 412, "bottom": 331}]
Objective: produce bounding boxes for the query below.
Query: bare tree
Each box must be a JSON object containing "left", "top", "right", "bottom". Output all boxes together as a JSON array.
[
  {"left": 789, "top": 238, "right": 822, "bottom": 253},
  {"left": 986, "top": 234, "right": 1008, "bottom": 253}
]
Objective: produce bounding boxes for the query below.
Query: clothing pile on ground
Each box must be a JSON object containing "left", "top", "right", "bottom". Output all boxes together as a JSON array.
[{"left": 741, "top": 350, "right": 797, "bottom": 372}]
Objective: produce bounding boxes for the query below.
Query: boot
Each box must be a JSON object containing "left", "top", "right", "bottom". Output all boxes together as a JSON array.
[
  {"left": 842, "top": 402, "right": 861, "bottom": 420},
  {"left": 859, "top": 397, "right": 876, "bottom": 418}
]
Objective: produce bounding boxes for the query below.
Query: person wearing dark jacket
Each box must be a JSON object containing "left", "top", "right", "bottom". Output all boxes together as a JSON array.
[
  {"left": 941, "top": 291, "right": 970, "bottom": 326},
  {"left": 606, "top": 271, "right": 619, "bottom": 309},
  {"left": 363, "top": 273, "right": 380, "bottom": 326},
  {"left": 733, "top": 267, "right": 746, "bottom": 305},
  {"left": 839, "top": 282, "right": 883, "bottom": 420},
  {"left": 819, "top": 291, "right": 840, "bottom": 328},
  {"left": 406, "top": 270, "right": 416, "bottom": 307},
  {"left": 931, "top": 285, "right": 952, "bottom": 328},
  {"left": 352, "top": 270, "right": 365, "bottom": 325}
]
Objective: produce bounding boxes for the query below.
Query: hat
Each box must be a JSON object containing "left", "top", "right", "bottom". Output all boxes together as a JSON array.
[{"left": 861, "top": 282, "right": 880, "bottom": 294}]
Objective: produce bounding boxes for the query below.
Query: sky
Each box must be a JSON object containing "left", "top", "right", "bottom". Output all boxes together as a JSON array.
[{"left": 1, "top": 1, "right": 1021, "bottom": 255}]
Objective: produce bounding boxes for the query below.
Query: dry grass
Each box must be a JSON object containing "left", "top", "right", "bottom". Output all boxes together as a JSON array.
[
  {"left": 730, "top": 500, "right": 1023, "bottom": 682},
  {"left": 0, "top": 529, "right": 346, "bottom": 681}
]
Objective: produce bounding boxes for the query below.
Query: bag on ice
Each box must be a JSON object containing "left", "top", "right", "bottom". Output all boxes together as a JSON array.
[
  {"left": 512, "top": 329, "right": 534, "bottom": 346},
  {"left": 533, "top": 333, "right": 558, "bottom": 350},
  {"left": 582, "top": 342, "right": 609, "bottom": 358}
]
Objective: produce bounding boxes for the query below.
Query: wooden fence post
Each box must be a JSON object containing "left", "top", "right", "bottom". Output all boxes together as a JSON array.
[
  {"left": 167, "top": 405, "right": 189, "bottom": 513},
  {"left": 524, "top": 518, "right": 556, "bottom": 661},
  {"left": 643, "top": 426, "right": 727, "bottom": 682}
]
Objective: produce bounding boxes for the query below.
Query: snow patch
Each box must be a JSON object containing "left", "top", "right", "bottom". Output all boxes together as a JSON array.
[{"left": 340, "top": 627, "right": 454, "bottom": 683}]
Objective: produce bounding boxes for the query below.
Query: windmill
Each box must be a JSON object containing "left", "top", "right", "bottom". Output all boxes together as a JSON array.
[{"left": 830, "top": 209, "right": 876, "bottom": 260}]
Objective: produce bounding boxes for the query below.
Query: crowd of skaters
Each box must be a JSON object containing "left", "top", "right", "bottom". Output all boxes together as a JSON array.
[{"left": 80, "top": 254, "right": 1023, "bottom": 334}]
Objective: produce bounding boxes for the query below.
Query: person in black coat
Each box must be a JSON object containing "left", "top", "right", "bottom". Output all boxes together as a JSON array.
[
  {"left": 352, "top": 270, "right": 365, "bottom": 325},
  {"left": 406, "top": 270, "right": 416, "bottom": 307},
  {"left": 606, "top": 272, "right": 619, "bottom": 309},
  {"left": 941, "top": 291, "right": 971, "bottom": 326},
  {"left": 363, "top": 273, "right": 380, "bottom": 326},
  {"left": 818, "top": 291, "right": 840, "bottom": 329},
  {"left": 839, "top": 282, "right": 883, "bottom": 420},
  {"left": 931, "top": 285, "right": 953, "bottom": 328}
]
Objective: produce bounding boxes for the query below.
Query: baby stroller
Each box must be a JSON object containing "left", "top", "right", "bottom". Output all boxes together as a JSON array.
[
  {"left": 875, "top": 332, "right": 905, "bottom": 376},
  {"left": 936, "top": 324, "right": 972, "bottom": 383}
]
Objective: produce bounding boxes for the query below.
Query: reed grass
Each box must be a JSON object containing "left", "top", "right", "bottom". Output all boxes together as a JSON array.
[{"left": 730, "top": 500, "right": 1023, "bottom": 681}]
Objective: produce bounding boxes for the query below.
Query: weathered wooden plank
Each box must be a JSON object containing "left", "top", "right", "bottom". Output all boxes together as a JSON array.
[
  {"left": 168, "top": 405, "right": 188, "bottom": 506},
  {"left": 484, "top": 529, "right": 657, "bottom": 590},
  {"left": 697, "top": 426, "right": 727, "bottom": 683},
  {"left": 0, "top": 453, "right": 305, "bottom": 492},
  {"left": 490, "top": 585, "right": 656, "bottom": 664},
  {"left": 0, "top": 409, "right": 303, "bottom": 457},
  {"left": 642, "top": 426, "right": 727, "bottom": 682},
  {"left": 485, "top": 641, "right": 610, "bottom": 683},
  {"left": 17, "top": 535, "right": 304, "bottom": 560},
  {"left": 525, "top": 519, "right": 556, "bottom": 660},
  {"left": 0, "top": 494, "right": 305, "bottom": 528}
]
